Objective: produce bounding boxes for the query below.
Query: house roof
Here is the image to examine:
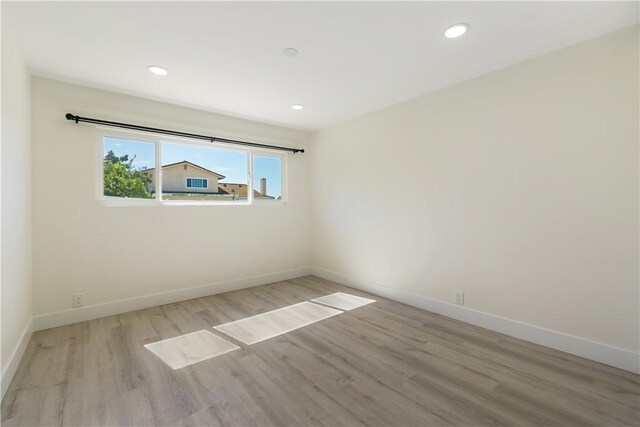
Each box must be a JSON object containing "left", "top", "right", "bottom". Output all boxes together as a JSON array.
[
  {"left": 218, "top": 183, "right": 274, "bottom": 199},
  {"left": 143, "top": 160, "right": 226, "bottom": 179}
]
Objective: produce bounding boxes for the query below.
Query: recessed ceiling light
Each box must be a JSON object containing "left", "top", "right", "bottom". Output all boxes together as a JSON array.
[
  {"left": 147, "top": 65, "right": 169, "bottom": 75},
  {"left": 444, "top": 23, "right": 470, "bottom": 39},
  {"left": 282, "top": 48, "right": 299, "bottom": 57},
  {"left": 291, "top": 104, "right": 304, "bottom": 110}
]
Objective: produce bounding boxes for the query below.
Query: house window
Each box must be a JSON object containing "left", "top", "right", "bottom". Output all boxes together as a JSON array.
[
  {"left": 186, "top": 178, "right": 208, "bottom": 189},
  {"left": 99, "top": 134, "right": 286, "bottom": 204}
]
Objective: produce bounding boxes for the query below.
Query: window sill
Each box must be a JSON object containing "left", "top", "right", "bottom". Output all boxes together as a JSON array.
[{"left": 98, "top": 198, "right": 286, "bottom": 207}]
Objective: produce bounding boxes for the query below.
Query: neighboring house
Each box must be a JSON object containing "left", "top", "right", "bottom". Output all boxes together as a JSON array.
[
  {"left": 144, "top": 160, "right": 274, "bottom": 199},
  {"left": 143, "top": 160, "right": 225, "bottom": 195}
]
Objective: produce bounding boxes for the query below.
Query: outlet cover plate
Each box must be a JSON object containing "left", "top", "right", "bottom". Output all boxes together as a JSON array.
[
  {"left": 455, "top": 291, "right": 464, "bottom": 305},
  {"left": 72, "top": 293, "right": 84, "bottom": 308}
]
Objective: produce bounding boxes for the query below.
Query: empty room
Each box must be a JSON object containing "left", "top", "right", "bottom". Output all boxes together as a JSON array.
[{"left": 1, "top": 1, "right": 639, "bottom": 426}]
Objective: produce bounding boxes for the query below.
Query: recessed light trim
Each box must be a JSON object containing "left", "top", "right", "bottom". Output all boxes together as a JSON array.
[
  {"left": 291, "top": 104, "right": 304, "bottom": 110},
  {"left": 444, "top": 23, "right": 470, "bottom": 39},
  {"left": 282, "top": 48, "right": 299, "bottom": 57},
  {"left": 147, "top": 65, "right": 169, "bottom": 75}
]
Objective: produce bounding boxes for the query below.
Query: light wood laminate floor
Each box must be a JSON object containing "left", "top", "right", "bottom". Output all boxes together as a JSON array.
[{"left": 2, "top": 276, "right": 639, "bottom": 426}]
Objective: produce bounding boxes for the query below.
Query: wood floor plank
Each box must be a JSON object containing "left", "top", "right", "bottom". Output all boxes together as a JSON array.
[{"left": 2, "top": 276, "right": 638, "bottom": 426}]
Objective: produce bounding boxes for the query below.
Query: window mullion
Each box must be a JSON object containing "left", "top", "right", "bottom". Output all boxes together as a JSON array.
[
  {"left": 248, "top": 152, "right": 254, "bottom": 205},
  {"left": 156, "top": 139, "right": 162, "bottom": 203}
]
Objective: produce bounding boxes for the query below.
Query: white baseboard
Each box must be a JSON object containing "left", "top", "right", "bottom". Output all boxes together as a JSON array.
[
  {"left": 33, "top": 267, "right": 312, "bottom": 332},
  {"left": 1, "top": 318, "right": 33, "bottom": 400},
  {"left": 310, "top": 266, "right": 640, "bottom": 374}
]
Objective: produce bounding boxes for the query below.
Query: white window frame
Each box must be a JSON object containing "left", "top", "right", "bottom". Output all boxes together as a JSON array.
[{"left": 96, "top": 128, "right": 288, "bottom": 206}]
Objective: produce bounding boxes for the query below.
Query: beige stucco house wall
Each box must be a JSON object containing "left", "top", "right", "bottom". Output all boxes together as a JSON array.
[{"left": 145, "top": 161, "right": 225, "bottom": 194}]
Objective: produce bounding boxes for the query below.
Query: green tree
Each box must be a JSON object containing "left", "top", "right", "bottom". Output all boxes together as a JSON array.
[{"left": 103, "top": 150, "right": 153, "bottom": 198}]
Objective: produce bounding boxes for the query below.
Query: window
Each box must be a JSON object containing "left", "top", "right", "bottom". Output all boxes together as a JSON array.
[
  {"left": 99, "top": 133, "right": 286, "bottom": 204},
  {"left": 253, "top": 154, "right": 283, "bottom": 200},
  {"left": 102, "top": 137, "right": 156, "bottom": 199},
  {"left": 186, "top": 178, "right": 208, "bottom": 189},
  {"left": 161, "top": 141, "right": 248, "bottom": 201}
]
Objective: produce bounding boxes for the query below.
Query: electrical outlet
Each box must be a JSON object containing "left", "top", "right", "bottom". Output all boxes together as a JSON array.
[
  {"left": 455, "top": 291, "right": 464, "bottom": 305},
  {"left": 72, "top": 293, "right": 84, "bottom": 308}
]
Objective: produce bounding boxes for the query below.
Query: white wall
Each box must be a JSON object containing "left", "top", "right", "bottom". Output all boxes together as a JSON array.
[
  {"left": 311, "top": 26, "right": 639, "bottom": 353},
  {"left": 31, "top": 78, "right": 312, "bottom": 318},
  {"left": 1, "top": 21, "right": 33, "bottom": 395}
]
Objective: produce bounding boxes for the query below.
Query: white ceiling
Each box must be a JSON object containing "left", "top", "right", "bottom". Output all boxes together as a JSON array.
[{"left": 4, "top": 1, "right": 638, "bottom": 131}]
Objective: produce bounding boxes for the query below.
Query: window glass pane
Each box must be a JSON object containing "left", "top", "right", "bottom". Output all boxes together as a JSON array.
[
  {"left": 186, "top": 178, "right": 207, "bottom": 188},
  {"left": 103, "top": 137, "right": 156, "bottom": 199},
  {"left": 161, "top": 142, "right": 248, "bottom": 201},
  {"left": 254, "top": 155, "right": 282, "bottom": 200}
]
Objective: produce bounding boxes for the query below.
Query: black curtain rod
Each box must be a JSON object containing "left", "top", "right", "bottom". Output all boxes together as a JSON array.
[{"left": 65, "top": 113, "right": 304, "bottom": 154}]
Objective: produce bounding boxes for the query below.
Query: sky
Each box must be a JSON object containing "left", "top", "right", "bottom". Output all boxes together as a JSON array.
[{"left": 103, "top": 137, "right": 282, "bottom": 197}]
